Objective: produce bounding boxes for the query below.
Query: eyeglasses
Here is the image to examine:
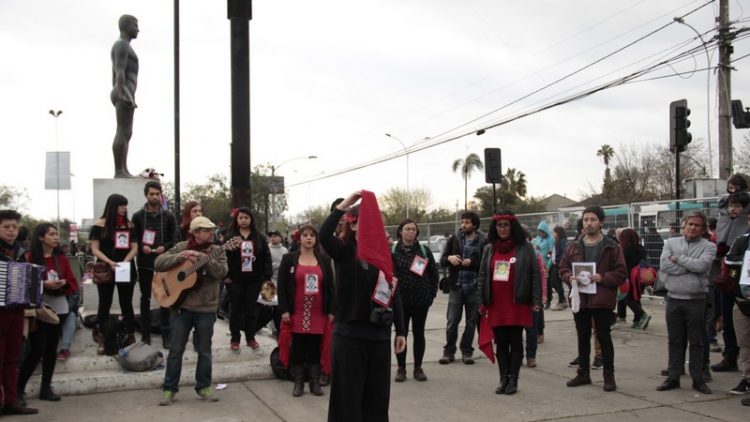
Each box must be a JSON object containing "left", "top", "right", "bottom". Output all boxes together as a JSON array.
[
  {"left": 496, "top": 222, "right": 511, "bottom": 228},
  {"left": 402, "top": 227, "right": 418, "bottom": 232}
]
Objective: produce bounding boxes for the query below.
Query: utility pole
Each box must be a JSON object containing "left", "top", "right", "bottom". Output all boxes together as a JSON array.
[
  {"left": 717, "top": 0, "right": 733, "bottom": 179},
  {"left": 173, "top": 0, "right": 182, "bottom": 217},
  {"left": 228, "top": 0, "right": 252, "bottom": 208}
]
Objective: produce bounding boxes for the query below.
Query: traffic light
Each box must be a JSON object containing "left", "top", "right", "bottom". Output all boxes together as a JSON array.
[{"left": 669, "top": 99, "right": 691, "bottom": 153}]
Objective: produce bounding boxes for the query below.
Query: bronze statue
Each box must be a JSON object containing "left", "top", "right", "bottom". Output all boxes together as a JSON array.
[{"left": 111, "top": 14, "right": 139, "bottom": 178}]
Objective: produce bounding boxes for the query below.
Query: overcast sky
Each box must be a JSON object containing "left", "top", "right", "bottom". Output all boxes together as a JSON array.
[{"left": 2, "top": 0, "right": 749, "bottom": 223}]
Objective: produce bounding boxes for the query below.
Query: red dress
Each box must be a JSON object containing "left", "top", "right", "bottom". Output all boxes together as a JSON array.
[
  {"left": 486, "top": 248, "right": 533, "bottom": 328},
  {"left": 291, "top": 264, "right": 325, "bottom": 335}
]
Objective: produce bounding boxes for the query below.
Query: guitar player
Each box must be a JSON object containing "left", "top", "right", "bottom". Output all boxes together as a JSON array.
[{"left": 154, "top": 216, "right": 228, "bottom": 405}]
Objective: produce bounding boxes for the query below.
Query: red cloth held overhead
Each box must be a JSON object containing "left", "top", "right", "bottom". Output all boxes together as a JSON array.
[{"left": 356, "top": 190, "right": 393, "bottom": 281}]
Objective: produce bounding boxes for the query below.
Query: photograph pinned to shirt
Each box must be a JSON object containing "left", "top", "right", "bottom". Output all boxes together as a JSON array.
[
  {"left": 241, "top": 257, "right": 253, "bottom": 272},
  {"left": 241, "top": 240, "right": 254, "bottom": 258},
  {"left": 409, "top": 255, "right": 428, "bottom": 276},
  {"left": 142, "top": 229, "right": 156, "bottom": 246},
  {"left": 304, "top": 273, "right": 320, "bottom": 295},
  {"left": 572, "top": 262, "right": 597, "bottom": 294},
  {"left": 114, "top": 231, "right": 130, "bottom": 250},
  {"left": 493, "top": 261, "right": 511, "bottom": 282},
  {"left": 371, "top": 271, "right": 398, "bottom": 307}
]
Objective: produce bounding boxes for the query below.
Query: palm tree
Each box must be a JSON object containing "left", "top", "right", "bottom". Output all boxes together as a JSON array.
[
  {"left": 597, "top": 144, "right": 615, "bottom": 179},
  {"left": 502, "top": 168, "right": 527, "bottom": 198},
  {"left": 452, "top": 153, "right": 484, "bottom": 210}
]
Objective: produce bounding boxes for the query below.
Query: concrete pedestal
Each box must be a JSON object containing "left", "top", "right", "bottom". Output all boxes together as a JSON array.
[{"left": 92, "top": 178, "right": 147, "bottom": 218}]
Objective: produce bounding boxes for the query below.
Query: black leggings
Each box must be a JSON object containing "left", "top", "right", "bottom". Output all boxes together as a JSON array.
[
  {"left": 291, "top": 333, "right": 322, "bottom": 366},
  {"left": 18, "top": 318, "right": 63, "bottom": 392},
  {"left": 396, "top": 305, "right": 429, "bottom": 368},
  {"left": 229, "top": 281, "right": 262, "bottom": 342},
  {"left": 97, "top": 280, "right": 135, "bottom": 333},
  {"left": 547, "top": 264, "right": 566, "bottom": 304}
]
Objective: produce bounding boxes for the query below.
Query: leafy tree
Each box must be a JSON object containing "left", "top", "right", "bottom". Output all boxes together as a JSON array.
[
  {"left": 380, "top": 187, "right": 432, "bottom": 225},
  {"left": 0, "top": 185, "right": 28, "bottom": 211},
  {"left": 452, "top": 153, "right": 483, "bottom": 210},
  {"left": 735, "top": 134, "right": 750, "bottom": 174},
  {"left": 294, "top": 205, "right": 330, "bottom": 227}
]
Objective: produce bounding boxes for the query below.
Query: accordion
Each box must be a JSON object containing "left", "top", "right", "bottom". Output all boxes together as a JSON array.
[{"left": 0, "top": 261, "right": 45, "bottom": 308}]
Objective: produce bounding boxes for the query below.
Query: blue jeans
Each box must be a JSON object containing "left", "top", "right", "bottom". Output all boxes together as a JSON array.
[
  {"left": 444, "top": 288, "right": 478, "bottom": 356},
  {"left": 525, "top": 310, "right": 542, "bottom": 359},
  {"left": 163, "top": 309, "right": 215, "bottom": 393},
  {"left": 59, "top": 292, "right": 80, "bottom": 351}
]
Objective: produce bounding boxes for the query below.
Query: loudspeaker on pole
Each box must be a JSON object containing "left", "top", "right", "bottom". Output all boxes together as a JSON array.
[{"left": 484, "top": 148, "right": 502, "bottom": 183}]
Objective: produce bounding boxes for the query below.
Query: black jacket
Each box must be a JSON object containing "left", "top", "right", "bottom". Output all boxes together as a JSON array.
[
  {"left": 477, "top": 242, "right": 541, "bottom": 307},
  {"left": 277, "top": 251, "right": 336, "bottom": 316},
  {"left": 132, "top": 205, "right": 178, "bottom": 268},
  {"left": 226, "top": 230, "right": 273, "bottom": 284}
]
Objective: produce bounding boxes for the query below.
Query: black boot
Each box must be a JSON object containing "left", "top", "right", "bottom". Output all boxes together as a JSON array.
[
  {"left": 291, "top": 366, "right": 305, "bottom": 397},
  {"left": 495, "top": 355, "right": 509, "bottom": 394},
  {"left": 505, "top": 350, "right": 523, "bottom": 395},
  {"left": 39, "top": 385, "right": 61, "bottom": 401},
  {"left": 567, "top": 368, "right": 592, "bottom": 387},
  {"left": 309, "top": 365, "right": 324, "bottom": 396}
]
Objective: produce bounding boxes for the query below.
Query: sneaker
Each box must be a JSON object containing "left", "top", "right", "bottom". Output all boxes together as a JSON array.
[
  {"left": 710, "top": 345, "right": 722, "bottom": 353},
  {"left": 742, "top": 397, "right": 750, "bottom": 406},
  {"left": 197, "top": 387, "right": 219, "bottom": 402},
  {"left": 439, "top": 353, "right": 455, "bottom": 364},
  {"left": 730, "top": 379, "right": 750, "bottom": 395},
  {"left": 640, "top": 313, "right": 651, "bottom": 330},
  {"left": 568, "top": 357, "right": 580, "bottom": 368},
  {"left": 159, "top": 390, "right": 175, "bottom": 406},
  {"left": 230, "top": 341, "right": 240, "bottom": 353},
  {"left": 462, "top": 353, "right": 475, "bottom": 365},
  {"left": 592, "top": 358, "right": 603, "bottom": 370},
  {"left": 527, "top": 358, "right": 537, "bottom": 368},
  {"left": 551, "top": 303, "right": 566, "bottom": 311},
  {"left": 247, "top": 339, "right": 260, "bottom": 350},
  {"left": 57, "top": 349, "right": 71, "bottom": 362}
]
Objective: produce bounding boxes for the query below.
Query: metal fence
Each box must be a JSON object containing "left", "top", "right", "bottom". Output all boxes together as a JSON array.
[{"left": 386, "top": 197, "right": 721, "bottom": 267}]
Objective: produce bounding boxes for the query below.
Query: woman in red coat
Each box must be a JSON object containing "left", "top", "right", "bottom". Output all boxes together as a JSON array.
[
  {"left": 19, "top": 223, "right": 79, "bottom": 404},
  {"left": 477, "top": 211, "right": 542, "bottom": 395}
]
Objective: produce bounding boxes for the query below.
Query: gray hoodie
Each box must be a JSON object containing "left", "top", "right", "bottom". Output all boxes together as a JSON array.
[{"left": 659, "top": 236, "right": 716, "bottom": 300}]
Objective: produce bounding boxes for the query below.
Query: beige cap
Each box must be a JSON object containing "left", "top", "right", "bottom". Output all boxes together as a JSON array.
[{"left": 190, "top": 216, "right": 216, "bottom": 232}]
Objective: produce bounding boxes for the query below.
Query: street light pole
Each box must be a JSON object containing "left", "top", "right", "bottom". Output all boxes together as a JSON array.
[
  {"left": 385, "top": 133, "right": 409, "bottom": 219},
  {"left": 49, "top": 109, "right": 63, "bottom": 234},
  {"left": 269, "top": 155, "right": 317, "bottom": 231},
  {"left": 674, "top": 17, "right": 714, "bottom": 177}
]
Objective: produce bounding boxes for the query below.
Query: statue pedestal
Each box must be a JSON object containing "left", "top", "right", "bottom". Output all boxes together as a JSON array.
[{"left": 92, "top": 178, "right": 146, "bottom": 218}]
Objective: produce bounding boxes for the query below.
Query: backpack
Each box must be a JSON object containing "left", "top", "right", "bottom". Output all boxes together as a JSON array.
[
  {"left": 270, "top": 346, "right": 290, "bottom": 380},
  {"left": 115, "top": 341, "right": 164, "bottom": 372},
  {"left": 636, "top": 262, "right": 657, "bottom": 286},
  {"left": 101, "top": 315, "right": 130, "bottom": 356}
]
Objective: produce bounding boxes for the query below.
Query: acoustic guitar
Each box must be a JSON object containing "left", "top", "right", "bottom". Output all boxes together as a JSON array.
[{"left": 152, "top": 237, "right": 241, "bottom": 308}]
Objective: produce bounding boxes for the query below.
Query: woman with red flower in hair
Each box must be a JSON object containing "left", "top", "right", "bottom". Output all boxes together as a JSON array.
[{"left": 477, "top": 210, "right": 542, "bottom": 395}]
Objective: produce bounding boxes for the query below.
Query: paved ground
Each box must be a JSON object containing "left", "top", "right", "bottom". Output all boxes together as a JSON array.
[{"left": 12, "top": 294, "right": 749, "bottom": 422}]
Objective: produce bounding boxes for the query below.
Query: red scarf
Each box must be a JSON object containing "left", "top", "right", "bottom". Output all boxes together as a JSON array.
[
  {"left": 186, "top": 237, "right": 213, "bottom": 252},
  {"left": 493, "top": 238, "right": 515, "bottom": 254},
  {"left": 356, "top": 190, "right": 393, "bottom": 281},
  {"left": 116, "top": 215, "right": 127, "bottom": 227}
]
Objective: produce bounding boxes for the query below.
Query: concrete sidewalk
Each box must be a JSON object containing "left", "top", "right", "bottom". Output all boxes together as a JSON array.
[{"left": 16, "top": 295, "right": 748, "bottom": 421}]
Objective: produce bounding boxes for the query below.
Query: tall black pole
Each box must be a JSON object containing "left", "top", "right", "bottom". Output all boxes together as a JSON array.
[
  {"left": 228, "top": 0, "right": 252, "bottom": 209},
  {"left": 675, "top": 150, "right": 681, "bottom": 215},
  {"left": 173, "top": 0, "right": 181, "bottom": 216}
]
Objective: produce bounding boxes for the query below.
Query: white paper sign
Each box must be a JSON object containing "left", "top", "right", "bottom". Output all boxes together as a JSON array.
[
  {"left": 115, "top": 262, "right": 131, "bottom": 283},
  {"left": 740, "top": 251, "right": 750, "bottom": 286}
]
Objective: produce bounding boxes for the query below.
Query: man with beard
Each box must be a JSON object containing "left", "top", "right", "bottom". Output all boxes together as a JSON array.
[{"left": 440, "top": 211, "right": 486, "bottom": 365}]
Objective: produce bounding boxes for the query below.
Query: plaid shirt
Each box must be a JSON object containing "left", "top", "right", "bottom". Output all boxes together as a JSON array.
[{"left": 457, "top": 230, "right": 485, "bottom": 294}]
